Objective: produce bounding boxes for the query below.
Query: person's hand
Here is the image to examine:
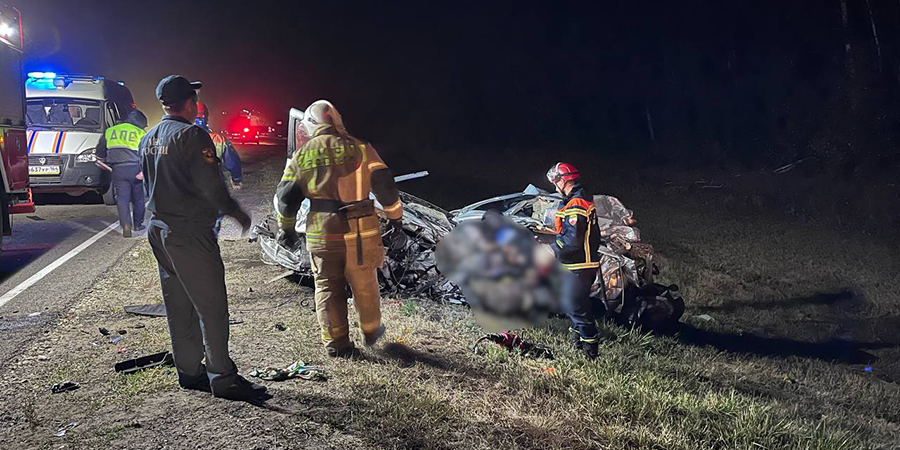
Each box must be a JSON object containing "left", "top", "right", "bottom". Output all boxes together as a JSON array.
[
  {"left": 231, "top": 208, "right": 252, "bottom": 236},
  {"left": 135, "top": 172, "right": 144, "bottom": 181},
  {"left": 231, "top": 180, "right": 242, "bottom": 190},
  {"left": 276, "top": 228, "right": 300, "bottom": 250},
  {"left": 386, "top": 219, "right": 409, "bottom": 255}
]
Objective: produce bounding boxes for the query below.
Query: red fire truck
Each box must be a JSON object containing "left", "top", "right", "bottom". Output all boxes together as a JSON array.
[{"left": 0, "top": 4, "right": 35, "bottom": 250}]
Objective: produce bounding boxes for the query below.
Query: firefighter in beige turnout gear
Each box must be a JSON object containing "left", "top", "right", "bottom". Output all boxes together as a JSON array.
[{"left": 274, "top": 100, "right": 404, "bottom": 357}]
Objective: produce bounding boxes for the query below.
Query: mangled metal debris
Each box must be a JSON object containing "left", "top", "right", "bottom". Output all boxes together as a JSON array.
[
  {"left": 256, "top": 179, "right": 684, "bottom": 328},
  {"left": 254, "top": 172, "right": 464, "bottom": 303}
]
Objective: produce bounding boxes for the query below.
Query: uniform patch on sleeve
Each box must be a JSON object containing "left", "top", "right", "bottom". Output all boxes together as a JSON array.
[
  {"left": 202, "top": 147, "right": 218, "bottom": 164},
  {"left": 568, "top": 216, "right": 578, "bottom": 226}
]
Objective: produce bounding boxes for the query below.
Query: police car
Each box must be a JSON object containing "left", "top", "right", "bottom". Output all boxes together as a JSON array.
[{"left": 25, "top": 72, "right": 134, "bottom": 204}]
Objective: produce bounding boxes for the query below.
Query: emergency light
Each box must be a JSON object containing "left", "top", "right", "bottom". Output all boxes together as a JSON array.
[
  {"left": 27, "top": 72, "right": 57, "bottom": 79},
  {"left": 0, "top": 22, "right": 14, "bottom": 38}
]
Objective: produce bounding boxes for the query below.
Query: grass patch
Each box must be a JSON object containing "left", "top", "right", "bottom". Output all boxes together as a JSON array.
[{"left": 109, "top": 366, "right": 177, "bottom": 405}]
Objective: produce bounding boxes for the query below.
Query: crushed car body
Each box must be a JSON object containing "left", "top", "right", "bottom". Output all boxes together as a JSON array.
[{"left": 255, "top": 181, "right": 684, "bottom": 328}]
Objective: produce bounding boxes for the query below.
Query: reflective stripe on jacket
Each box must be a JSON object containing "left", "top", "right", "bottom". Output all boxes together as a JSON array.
[
  {"left": 274, "top": 124, "right": 402, "bottom": 243},
  {"left": 554, "top": 185, "right": 601, "bottom": 270}
]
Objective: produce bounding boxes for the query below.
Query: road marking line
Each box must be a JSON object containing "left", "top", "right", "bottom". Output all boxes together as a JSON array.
[{"left": 0, "top": 222, "right": 120, "bottom": 308}]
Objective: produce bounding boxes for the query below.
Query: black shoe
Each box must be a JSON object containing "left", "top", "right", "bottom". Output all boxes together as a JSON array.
[
  {"left": 326, "top": 343, "right": 360, "bottom": 359},
  {"left": 178, "top": 373, "right": 211, "bottom": 393},
  {"left": 581, "top": 342, "right": 599, "bottom": 360},
  {"left": 122, "top": 224, "right": 133, "bottom": 238},
  {"left": 364, "top": 325, "right": 386, "bottom": 347},
  {"left": 211, "top": 375, "right": 269, "bottom": 402}
]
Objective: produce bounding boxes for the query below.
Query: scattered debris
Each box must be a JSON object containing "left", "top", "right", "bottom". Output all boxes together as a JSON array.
[
  {"left": 117, "top": 329, "right": 127, "bottom": 335},
  {"left": 694, "top": 314, "right": 715, "bottom": 322},
  {"left": 98, "top": 327, "right": 110, "bottom": 336},
  {"left": 247, "top": 287, "right": 254, "bottom": 293},
  {"left": 26, "top": 215, "right": 45, "bottom": 221},
  {"left": 110, "top": 335, "right": 124, "bottom": 344},
  {"left": 472, "top": 332, "right": 554, "bottom": 359},
  {"left": 124, "top": 304, "right": 167, "bottom": 317},
  {"left": 134, "top": 323, "right": 146, "bottom": 329},
  {"left": 37, "top": 355, "right": 49, "bottom": 361},
  {"left": 229, "top": 318, "right": 244, "bottom": 325},
  {"left": 249, "top": 360, "right": 327, "bottom": 381},
  {"left": 55, "top": 421, "right": 79, "bottom": 437},
  {"left": 274, "top": 322, "right": 287, "bottom": 331},
  {"left": 116, "top": 347, "right": 128, "bottom": 354},
  {"left": 27, "top": 312, "right": 41, "bottom": 317},
  {"left": 864, "top": 366, "right": 874, "bottom": 373},
  {"left": 50, "top": 381, "right": 80, "bottom": 394},
  {"left": 114, "top": 351, "right": 174, "bottom": 374}
]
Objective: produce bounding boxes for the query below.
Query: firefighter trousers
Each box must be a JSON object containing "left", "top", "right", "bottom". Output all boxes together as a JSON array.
[
  {"left": 148, "top": 221, "right": 238, "bottom": 389},
  {"left": 307, "top": 236, "right": 385, "bottom": 351},
  {"left": 565, "top": 268, "right": 601, "bottom": 341}
]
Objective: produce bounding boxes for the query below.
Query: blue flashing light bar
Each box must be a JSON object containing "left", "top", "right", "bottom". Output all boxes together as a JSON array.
[{"left": 27, "top": 72, "right": 57, "bottom": 79}]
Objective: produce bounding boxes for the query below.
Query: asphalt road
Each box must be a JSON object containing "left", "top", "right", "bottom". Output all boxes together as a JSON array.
[{"left": 0, "top": 142, "right": 284, "bottom": 370}]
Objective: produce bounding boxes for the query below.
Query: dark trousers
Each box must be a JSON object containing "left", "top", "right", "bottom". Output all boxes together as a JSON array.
[
  {"left": 566, "top": 268, "right": 600, "bottom": 340},
  {"left": 111, "top": 164, "right": 145, "bottom": 229},
  {"left": 148, "top": 221, "right": 237, "bottom": 389}
]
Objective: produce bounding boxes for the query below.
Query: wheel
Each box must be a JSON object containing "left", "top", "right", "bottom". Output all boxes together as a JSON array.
[{"left": 102, "top": 185, "right": 117, "bottom": 206}]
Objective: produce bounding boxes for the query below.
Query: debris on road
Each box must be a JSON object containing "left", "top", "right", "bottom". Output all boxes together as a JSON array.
[
  {"left": 110, "top": 335, "right": 124, "bottom": 344},
  {"left": 249, "top": 360, "right": 327, "bottom": 381},
  {"left": 118, "top": 329, "right": 127, "bottom": 335},
  {"left": 274, "top": 322, "right": 287, "bottom": 331},
  {"left": 50, "top": 381, "right": 80, "bottom": 394},
  {"left": 134, "top": 323, "right": 146, "bottom": 329},
  {"left": 37, "top": 355, "right": 49, "bottom": 361},
  {"left": 472, "top": 332, "right": 554, "bottom": 359},
  {"left": 694, "top": 314, "right": 715, "bottom": 322},
  {"left": 229, "top": 318, "right": 244, "bottom": 325},
  {"left": 123, "top": 304, "right": 167, "bottom": 317},
  {"left": 114, "top": 351, "right": 174, "bottom": 374},
  {"left": 98, "top": 327, "right": 110, "bottom": 336},
  {"left": 55, "top": 421, "right": 79, "bottom": 437}
]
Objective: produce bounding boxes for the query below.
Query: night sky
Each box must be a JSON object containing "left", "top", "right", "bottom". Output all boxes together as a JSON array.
[{"left": 18, "top": 0, "right": 900, "bottom": 197}]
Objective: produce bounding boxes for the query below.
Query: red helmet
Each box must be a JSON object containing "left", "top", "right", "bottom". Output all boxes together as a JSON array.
[{"left": 546, "top": 162, "right": 580, "bottom": 183}]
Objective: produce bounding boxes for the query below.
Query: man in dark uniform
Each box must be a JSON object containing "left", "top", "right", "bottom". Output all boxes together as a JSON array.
[
  {"left": 140, "top": 75, "right": 267, "bottom": 401},
  {"left": 97, "top": 109, "right": 148, "bottom": 237},
  {"left": 546, "top": 162, "right": 602, "bottom": 359}
]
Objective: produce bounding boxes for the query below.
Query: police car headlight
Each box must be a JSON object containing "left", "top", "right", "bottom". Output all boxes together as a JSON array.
[{"left": 75, "top": 148, "right": 97, "bottom": 164}]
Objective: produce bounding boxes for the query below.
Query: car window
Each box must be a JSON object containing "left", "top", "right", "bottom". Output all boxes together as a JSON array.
[{"left": 26, "top": 98, "right": 103, "bottom": 131}]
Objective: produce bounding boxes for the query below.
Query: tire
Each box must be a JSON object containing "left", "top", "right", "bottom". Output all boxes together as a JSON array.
[{"left": 102, "top": 185, "right": 117, "bottom": 206}]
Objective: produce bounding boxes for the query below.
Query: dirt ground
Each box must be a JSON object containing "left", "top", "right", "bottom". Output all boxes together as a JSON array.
[{"left": 0, "top": 156, "right": 898, "bottom": 449}]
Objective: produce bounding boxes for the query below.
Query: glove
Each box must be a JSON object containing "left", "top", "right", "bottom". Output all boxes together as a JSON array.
[
  {"left": 387, "top": 219, "right": 408, "bottom": 253},
  {"left": 277, "top": 228, "right": 300, "bottom": 250},
  {"left": 231, "top": 207, "right": 253, "bottom": 236}
]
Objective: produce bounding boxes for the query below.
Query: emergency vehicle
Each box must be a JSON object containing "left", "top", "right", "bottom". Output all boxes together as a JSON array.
[
  {"left": 225, "top": 109, "right": 272, "bottom": 144},
  {"left": 0, "top": 3, "right": 35, "bottom": 249},
  {"left": 25, "top": 73, "right": 135, "bottom": 204}
]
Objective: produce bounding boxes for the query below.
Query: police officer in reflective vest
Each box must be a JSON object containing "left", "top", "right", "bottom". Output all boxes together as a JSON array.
[
  {"left": 97, "top": 109, "right": 148, "bottom": 237},
  {"left": 140, "top": 75, "right": 265, "bottom": 402},
  {"left": 275, "top": 100, "right": 405, "bottom": 357},
  {"left": 547, "top": 162, "right": 602, "bottom": 359},
  {"left": 194, "top": 101, "right": 243, "bottom": 235}
]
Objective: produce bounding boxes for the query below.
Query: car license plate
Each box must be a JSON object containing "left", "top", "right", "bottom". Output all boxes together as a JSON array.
[{"left": 29, "top": 165, "right": 61, "bottom": 175}]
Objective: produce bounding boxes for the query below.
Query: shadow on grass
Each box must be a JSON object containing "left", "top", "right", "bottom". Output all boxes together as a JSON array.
[
  {"left": 671, "top": 323, "right": 893, "bottom": 364},
  {"left": 704, "top": 289, "right": 860, "bottom": 314}
]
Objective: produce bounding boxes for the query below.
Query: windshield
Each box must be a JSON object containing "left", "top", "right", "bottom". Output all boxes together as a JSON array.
[{"left": 26, "top": 98, "right": 103, "bottom": 131}]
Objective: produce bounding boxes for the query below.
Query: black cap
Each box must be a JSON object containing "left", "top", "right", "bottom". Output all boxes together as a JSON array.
[{"left": 156, "top": 75, "right": 202, "bottom": 106}]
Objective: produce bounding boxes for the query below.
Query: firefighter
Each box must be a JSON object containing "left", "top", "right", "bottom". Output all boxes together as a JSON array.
[
  {"left": 274, "top": 100, "right": 406, "bottom": 357},
  {"left": 97, "top": 109, "right": 148, "bottom": 237},
  {"left": 194, "top": 101, "right": 243, "bottom": 235},
  {"left": 546, "top": 162, "right": 602, "bottom": 359},
  {"left": 140, "top": 75, "right": 266, "bottom": 402}
]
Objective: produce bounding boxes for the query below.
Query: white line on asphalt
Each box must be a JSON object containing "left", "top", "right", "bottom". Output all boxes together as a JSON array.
[{"left": 0, "top": 221, "right": 120, "bottom": 308}]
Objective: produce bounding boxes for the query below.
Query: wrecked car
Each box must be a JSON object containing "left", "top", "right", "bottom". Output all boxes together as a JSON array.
[{"left": 253, "top": 171, "right": 465, "bottom": 303}]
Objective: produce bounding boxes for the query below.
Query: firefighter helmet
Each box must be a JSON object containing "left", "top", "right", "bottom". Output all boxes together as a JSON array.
[{"left": 546, "top": 162, "right": 580, "bottom": 184}]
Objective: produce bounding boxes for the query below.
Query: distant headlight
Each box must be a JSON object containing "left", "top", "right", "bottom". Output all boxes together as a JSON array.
[{"left": 75, "top": 148, "right": 97, "bottom": 164}]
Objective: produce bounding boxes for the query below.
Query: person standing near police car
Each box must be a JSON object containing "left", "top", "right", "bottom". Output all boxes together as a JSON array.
[
  {"left": 97, "top": 109, "right": 148, "bottom": 238},
  {"left": 140, "top": 75, "right": 267, "bottom": 401},
  {"left": 275, "top": 100, "right": 406, "bottom": 357}
]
